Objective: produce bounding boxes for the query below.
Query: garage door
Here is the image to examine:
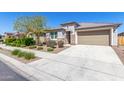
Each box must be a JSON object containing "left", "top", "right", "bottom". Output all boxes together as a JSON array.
[{"left": 77, "top": 30, "right": 110, "bottom": 45}]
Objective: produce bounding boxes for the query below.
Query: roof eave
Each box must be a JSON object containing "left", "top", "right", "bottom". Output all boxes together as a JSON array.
[
  {"left": 45, "top": 28, "right": 65, "bottom": 33},
  {"left": 76, "top": 24, "right": 122, "bottom": 30}
]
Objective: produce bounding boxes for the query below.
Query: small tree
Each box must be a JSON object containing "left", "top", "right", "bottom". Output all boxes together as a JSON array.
[{"left": 14, "top": 16, "right": 46, "bottom": 45}]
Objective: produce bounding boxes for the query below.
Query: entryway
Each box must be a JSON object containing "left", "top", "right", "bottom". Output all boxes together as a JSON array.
[{"left": 66, "top": 31, "right": 71, "bottom": 44}]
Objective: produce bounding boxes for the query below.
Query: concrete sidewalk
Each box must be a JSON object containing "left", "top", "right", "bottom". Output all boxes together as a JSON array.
[
  {"left": 0, "top": 53, "right": 61, "bottom": 81},
  {"left": 0, "top": 44, "right": 124, "bottom": 81}
]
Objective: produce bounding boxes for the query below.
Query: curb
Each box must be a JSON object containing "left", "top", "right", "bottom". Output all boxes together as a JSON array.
[
  {"left": 0, "top": 53, "right": 61, "bottom": 81},
  {"left": 0, "top": 54, "right": 38, "bottom": 81}
]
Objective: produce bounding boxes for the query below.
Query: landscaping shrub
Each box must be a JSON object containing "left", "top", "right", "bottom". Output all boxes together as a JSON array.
[
  {"left": 24, "top": 52, "right": 35, "bottom": 60},
  {"left": 58, "top": 40, "right": 64, "bottom": 48},
  {"left": 29, "top": 45, "right": 36, "bottom": 49},
  {"left": 5, "top": 37, "right": 35, "bottom": 47},
  {"left": 46, "top": 40, "right": 57, "bottom": 48},
  {"left": 0, "top": 39, "right": 3, "bottom": 43},
  {"left": 37, "top": 46, "right": 43, "bottom": 50},
  {"left": 24, "top": 38, "right": 35, "bottom": 46},
  {"left": 11, "top": 49, "right": 36, "bottom": 60},
  {"left": 47, "top": 47, "right": 54, "bottom": 52},
  {"left": 15, "top": 39, "right": 21, "bottom": 45},
  {"left": 16, "top": 43, "right": 21, "bottom": 47},
  {"left": 5, "top": 38, "right": 16, "bottom": 45},
  {"left": 17, "top": 51, "right": 26, "bottom": 57},
  {"left": 10, "top": 43, "right": 16, "bottom": 46},
  {"left": 11, "top": 49, "right": 21, "bottom": 55}
]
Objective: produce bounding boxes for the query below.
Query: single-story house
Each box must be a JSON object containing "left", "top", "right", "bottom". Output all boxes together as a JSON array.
[
  {"left": 45, "top": 22, "right": 121, "bottom": 46},
  {"left": 118, "top": 32, "right": 124, "bottom": 36},
  {"left": 118, "top": 32, "right": 124, "bottom": 46},
  {"left": 4, "top": 32, "right": 26, "bottom": 38}
]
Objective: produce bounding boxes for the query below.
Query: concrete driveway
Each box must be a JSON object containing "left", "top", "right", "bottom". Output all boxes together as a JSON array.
[
  {"left": 28, "top": 45, "right": 124, "bottom": 81},
  {"left": 59, "top": 45, "right": 122, "bottom": 64}
]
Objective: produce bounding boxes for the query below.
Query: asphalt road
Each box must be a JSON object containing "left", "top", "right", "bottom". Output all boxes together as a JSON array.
[{"left": 0, "top": 60, "right": 28, "bottom": 81}]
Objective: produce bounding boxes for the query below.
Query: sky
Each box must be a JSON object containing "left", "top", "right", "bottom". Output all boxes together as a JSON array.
[{"left": 0, "top": 12, "right": 124, "bottom": 34}]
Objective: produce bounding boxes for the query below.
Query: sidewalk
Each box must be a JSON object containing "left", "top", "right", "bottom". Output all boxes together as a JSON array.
[
  {"left": 0, "top": 44, "right": 62, "bottom": 80},
  {"left": 0, "top": 53, "right": 61, "bottom": 81}
]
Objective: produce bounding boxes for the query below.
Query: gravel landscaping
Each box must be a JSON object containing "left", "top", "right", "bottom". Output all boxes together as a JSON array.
[
  {"left": 113, "top": 46, "right": 124, "bottom": 64},
  {"left": 23, "top": 45, "right": 69, "bottom": 54}
]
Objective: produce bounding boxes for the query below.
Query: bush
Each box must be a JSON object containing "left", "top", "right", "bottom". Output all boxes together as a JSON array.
[
  {"left": 24, "top": 38, "right": 35, "bottom": 46},
  {"left": 11, "top": 49, "right": 21, "bottom": 55},
  {"left": 46, "top": 40, "right": 57, "bottom": 48},
  {"left": 11, "top": 49, "right": 35, "bottom": 60},
  {"left": 24, "top": 52, "right": 35, "bottom": 60},
  {"left": 17, "top": 51, "right": 26, "bottom": 57},
  {"left": 58, "top": 40, "right": 64, "bottom": 48},
  {"left": 5, "top": 38, "right": 16, "bottom": 45},
  {"left": 37, "top": 46, "right": 43, "bottom": 50},
  {"left": 16, "top": 43, "right": 21, "bottom": 47},
  {"left": 5, "top": 37, "right": 35, "bottom": 47},
  {"left": 29, "top": 45, "right": 36, "bottom": 49},
  {"left": 47, "top": 47, "right": 54, "bottom": 52},
  {"left": 14, "top": 39, "right": 21, "bottom": 46},
  {"left": 10, "top": 43, "right": 16, "bottom": 46}
]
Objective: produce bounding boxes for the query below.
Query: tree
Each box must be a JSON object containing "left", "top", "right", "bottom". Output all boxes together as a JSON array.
[{"left": 14, "top": 16, "right": 46, "bottom": 45}]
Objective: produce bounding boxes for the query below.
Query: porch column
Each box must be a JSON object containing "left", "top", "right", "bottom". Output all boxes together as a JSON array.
[
  {"left": 110, "top": 28, "right": 114, "bottom": 46},
  {"left": 75, "top": 31, "right": 78, "bottom": 44},
  {"left": 113, "top": 30, "right": 118, "bottom": 46}
]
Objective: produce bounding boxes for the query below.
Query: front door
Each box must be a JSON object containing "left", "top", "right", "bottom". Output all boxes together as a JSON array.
[{"left": 66, "top": 31, "right": 71, "bottom": 44}]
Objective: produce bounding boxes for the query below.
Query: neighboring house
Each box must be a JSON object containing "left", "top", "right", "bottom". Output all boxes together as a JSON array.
[
  {"left": 45, "top": 22, "right": 121, "bottom": 46},
  {"left": 4, "top": 32, "right": 15, "bottom": 38},
  {"left": 118, "top": 32, "right": 124, "bottom": 36},
  {"left": 4, "top": 32, "right": 25, "bottom": 39},
  {"left": 0, "top": 34, "right": 3, "bottom": 43},
  {"left": 118, "top": 32, "right": 124, "bottom": 46}
]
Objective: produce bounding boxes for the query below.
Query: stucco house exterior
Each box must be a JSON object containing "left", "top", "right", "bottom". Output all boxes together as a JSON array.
[{"left": 44, "top": 22, "right": 121, "bottom": 46}]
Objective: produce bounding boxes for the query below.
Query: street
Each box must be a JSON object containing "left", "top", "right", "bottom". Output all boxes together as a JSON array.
[{"left": 0, "top": 60, "right": 28, "bottom": 81}]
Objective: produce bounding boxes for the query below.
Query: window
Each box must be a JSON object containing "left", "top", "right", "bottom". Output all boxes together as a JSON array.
[{"left": 50, "top": 32, "right": 57, "bottom": 39}]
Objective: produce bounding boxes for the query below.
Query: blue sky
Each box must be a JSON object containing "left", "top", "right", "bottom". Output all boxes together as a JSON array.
[{"left": 0, "top": 12, "right": 124, "bottom": 34}]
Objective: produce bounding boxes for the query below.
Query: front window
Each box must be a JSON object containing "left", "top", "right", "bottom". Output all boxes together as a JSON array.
[{"left": 50, "top": 32, "right": 57, "bottom": 40}]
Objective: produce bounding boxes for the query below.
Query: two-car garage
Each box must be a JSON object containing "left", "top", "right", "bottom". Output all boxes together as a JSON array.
[{"left": 77, "top": 30, "right": 110, "bottom": 46}]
